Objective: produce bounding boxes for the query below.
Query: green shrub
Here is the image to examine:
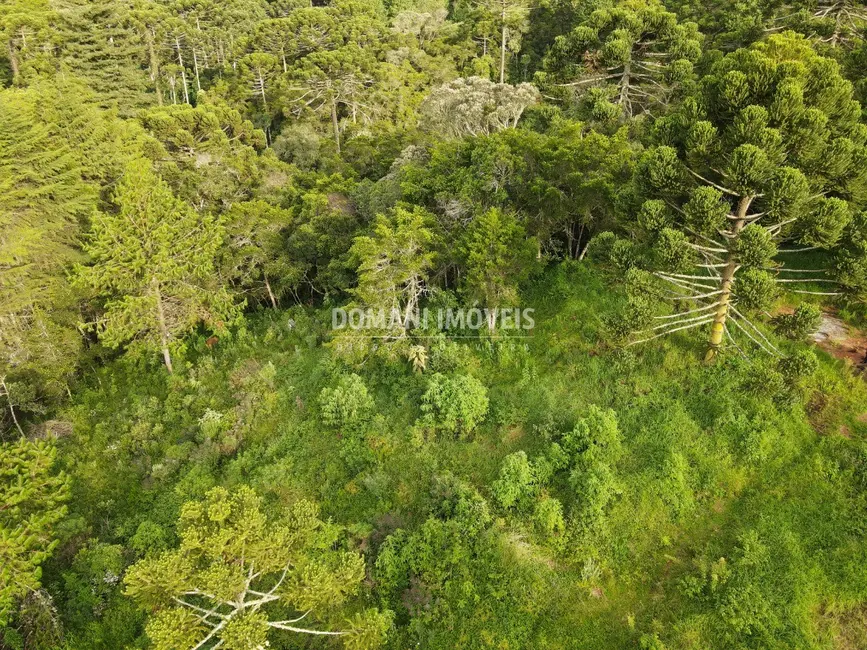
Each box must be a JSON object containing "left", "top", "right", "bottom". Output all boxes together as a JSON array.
[
  {"left": 533, "top": 495, "right": 565, "bottom": 538},
  {"left": 492, "top": 451, "right": 536, "bottom": 510},
  {"left": 319, "top": 373, "right": 374, "bottom": 431},
  {"left": 772, "top": 304, "right": 822, "bottom": 341},
  {"left": 420, "top": 373, "right": 489, "bottom": 437}
]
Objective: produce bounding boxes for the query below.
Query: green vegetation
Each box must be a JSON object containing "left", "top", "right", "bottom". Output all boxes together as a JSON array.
[{"left": 2, "top": 1, "right": 867, "bottom": 649}]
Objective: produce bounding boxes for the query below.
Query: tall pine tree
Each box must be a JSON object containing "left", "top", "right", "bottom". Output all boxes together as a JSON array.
[
  {"left": 630, "top": 32, "right": 867, "bottom": 360},
  {"left": 76, "top": 158, "right": 239, "bottom": 372}
]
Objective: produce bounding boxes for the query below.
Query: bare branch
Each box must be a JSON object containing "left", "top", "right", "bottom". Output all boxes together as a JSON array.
[
  {"left": 653, "top": 302, "right": 722, "bottom": 320},
  {"left": 728, "top": 305, "right": 782, "bottom": 356},
  {"left": 627, "top": 317, "right": 714, "bottom": 346}
]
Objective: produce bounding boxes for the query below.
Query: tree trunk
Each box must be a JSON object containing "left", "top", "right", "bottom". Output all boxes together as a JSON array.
[
  {"left": 330, "top": 91, "right": 340, "bottom": 153},
  {"left": 1, "top": 378, "right": 24, "bottom": 436},
  {"left": 499, "top": 1, "right": 507, "bottom": 84},
  {"left": 175, "top": 37, "right": 190, "bottom": 104},
  {"left": 147, "top": 31, "right": 163, "bottom": 105},
  {"left": 618, "top": 59, "right": 631, "bottom": 118},
  {"left": 264, "top": 277, "right": 278, "bottom": 309},
  {"left": 258, "top": 72, "right": 268, "bottom": 111},
  {"left": 487, "top": 309, "right": 497, "bottom": 331},
  {"left": 705, "top": 195, "right": 752, "bottom": 362},
  {"left": 8, "top": 40, "right": 19, "bottom": 84},
  {"left": 193, "top": 48, "right": 201, "bottom": 91},
  {"left": 153, "top": 282, "right": 174, "bottom": 373}
]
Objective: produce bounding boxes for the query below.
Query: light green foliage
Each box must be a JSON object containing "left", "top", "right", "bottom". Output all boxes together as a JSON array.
[
  {"left": 374, "top": 476, "right": 544, "bottom": 647},
  {"left": 52, "top": 0, "right": 153, "bottom": 115},
  {"left": 532, "top": 494, "right": 565, "bottom": 538},
  {"left": 733, "top": 268, "right": 778, "bottom": 311},
  {"left": 562, "top": 406, "right": 623, "bottom": 525},
  {"left": 460, "top": 208, "right": 538, "bottom": 317},
  {"left": 319, "top": 372, "right": 375, "bottom": 430},
  {"left": 492, "top": 450, "right": 536, "bottom": 509},
  {"left": 125, "top": 486, "right": 390, "bottom": 650},
  {"left": 735, "top": 224, "right": 778, "bottom": 268},
  {"left": 0, "top": 82, "right": 107, "bottom": 413},
  {"left": 0, "top": 438, "right": 69, "bottom": 624},
  {"left": 420, "top": 372, "right": 489, "bottom": 436},
  {"left": 5, "top": 2, "right": 867, "bottom": 649},
  {"left": 75, "top": 158, "right": 239, "bottom": 372},
  {"left": 0, "top": 0, "right": 55, "bottom": 84}
]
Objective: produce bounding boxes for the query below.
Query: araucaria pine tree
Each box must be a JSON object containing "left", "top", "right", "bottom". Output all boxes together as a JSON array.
[
  {"left": 632, "top": 32, "right": 867, "bottom": 359},
  {"left": 76, "top": 158, "right": 239, "bottom": 372},
  {"left": 124, "top": 486, "right": 391, "bottom": 650},
  {"left": 539, "top": 0, "right": 702, "bottom": 122}
]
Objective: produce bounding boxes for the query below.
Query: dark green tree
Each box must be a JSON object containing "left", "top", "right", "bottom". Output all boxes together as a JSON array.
[
  {"left": 630, "top": 32, "right": 867, "bottom": 360},
  {"left": 539, "top": 0, "right": 702, "bottom": 123},
  {"left": 221, "top": 199, "right": 294, "bottom": 308}
]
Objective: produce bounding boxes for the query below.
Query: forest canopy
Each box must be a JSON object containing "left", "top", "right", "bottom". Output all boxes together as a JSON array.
[{"left": 2, "top": 0, "right": 867, "bottom": 649}]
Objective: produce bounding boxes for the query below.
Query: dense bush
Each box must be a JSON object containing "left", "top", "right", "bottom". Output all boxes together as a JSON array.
[{"left": 420, "top": 373, "right": 489, "bottom": 437}]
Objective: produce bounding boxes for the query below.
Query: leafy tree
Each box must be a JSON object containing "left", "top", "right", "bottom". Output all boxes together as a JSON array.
[
  {"left": 286, "top": 44, "right": 380, "bottom": 152},
  {"left": 771, "top": 303, "right": 822, "bottom": 340},
  {"left": 780, "top": 0, "right": 867, "bottom": 50},
  {"left": 460, "top": 207, "right": 537, "bottom": 326},
  {"left": 221, "top": 199, "right": 293, "bottom": 309},
  {"left": 375, "top": 477, "right": 547, "bottom": 648},
  {"left": 129, "top": 0, "right": 172, "bottom": 106},
  {"left": 137, "top": 101, "right": 270, "bottom": 211},
  {"left": 492, "top": 450, "right": 537, "bottom": 509},
  {"left": 630, "top": 33, "right": 867, "bottom": 360},
  {"left": 0, "top": 437, "right": 69, "bottom": 625},
  {"left": 562, "top": 405, "right": 623, "bottom": 528},
  {"left": 283, "top": 174, "right": 364, "bottom": 298},
  {"left": 0, "top": 83, "right": 106, "bottom": 422},
  {"left": 124, "top": 486, "right": 391, "bottom": 650},
  {"left": 0, "top": 0, "right": 54, "bottom": 85},
  {"left": 53, "top": 0, "right": 154, "bottom": 115},
  {"left": 238, "top": 52, "right": 281, "bottom": 116},
  {"left": 475, "top": 0, "right": 534, "bottom": 82},
  {"left": 539, "top": 1, "right": 702, "bottom": 123},
  {"left": 420, "top": 76, "right": 539, "bottom": 138},
  {"left": 75, "top": 158, "right": 239, "bottom": 373},
  {"left": 333, "top": 206, "right": 436, "bottom": 360},
  {"left": 319, "top": 372, "right": 375, "bottom": 431},
  {"left": 249, "top": 12, "right": 341, "bottom": 72}
]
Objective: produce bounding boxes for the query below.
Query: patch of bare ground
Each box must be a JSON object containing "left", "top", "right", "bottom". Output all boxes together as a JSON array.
[
  {"left": 810, "top": 310, "right": 867, "bottom": 370},
  {"left": 819, "top": 605, "right": 867, "bottom": 650}
]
